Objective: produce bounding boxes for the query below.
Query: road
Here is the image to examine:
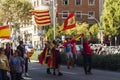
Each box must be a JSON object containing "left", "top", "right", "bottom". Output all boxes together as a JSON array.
[{"left": 23, "top": 61, "right": 120, "bottom": 80}]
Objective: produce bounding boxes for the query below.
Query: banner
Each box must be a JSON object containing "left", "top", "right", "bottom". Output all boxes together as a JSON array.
[{"left": 32, "top": 10, "right": 51, "bottom": 26}]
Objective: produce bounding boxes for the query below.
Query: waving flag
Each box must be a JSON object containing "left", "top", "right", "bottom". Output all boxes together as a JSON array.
[
  {"left": 59, "top": 12, "right": 76, "bottom": 32},
  {"left": 39, "top": 47, "right": 48, "bottom": 64},
  {"left": 62, "top": 33, "right": 84, "bottom": 46},
  {"left": 32, "top": 10, "right": 51, "bottom": 26},
  {"left": 73, "top": 33, "right": 84, "bottom": 41},
  {"left": 0, "top": 25, "right": 10, "bottom": 39}
]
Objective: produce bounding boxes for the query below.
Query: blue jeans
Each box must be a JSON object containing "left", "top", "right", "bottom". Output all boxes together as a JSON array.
[{"left": 0, "top": 69, "right": 8, "bottom": 80}]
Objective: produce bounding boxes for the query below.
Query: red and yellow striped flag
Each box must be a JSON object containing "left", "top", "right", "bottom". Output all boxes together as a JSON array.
[
  {"left": 0, "top": 25, "right": 10, "bottom": 39},
  {"left": 32, "top": 10, "right": 51, "bottom": 26}
]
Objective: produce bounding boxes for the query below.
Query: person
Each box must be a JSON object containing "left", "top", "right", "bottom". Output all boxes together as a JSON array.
[
  {"left": 17, "top": 41, "right": 25, "bottom": 58},
  {"left": 51, "top": 40, "right": 63, "bottom": 76},
  {"left": 64, "top": 38, "right": 73, "bottom": 69},
  {"left": 45, "top": 41, "right": 52, "bottom": 74},
  {"left": 9, "top": 50, "right": 24, "bottom": 80},
  {"left": 0, "top": 48, "right": 10, "bottom": 80},
  {"left": 24, "top": 44, "right": 29, "bottom": 77},
  {"left": 4, "top": 43, "right": 13, "bottom": 61},
  {"left": 71, "top": 42, "right": 77, "bottom": 67},
  {"left": 17, "top": 41, "right": 25, "bottom": 79},
  {"left": 39, "top": 41, "right": 52, "bottom": 74},
  {"left": 82, "top": 38, "right": 92, "bottom": 75}
]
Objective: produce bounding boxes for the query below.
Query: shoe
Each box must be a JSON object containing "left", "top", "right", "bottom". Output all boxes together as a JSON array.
[
  {"left": 58, "top": 72, "right": 63, "bottom": 76},
  {"left": 21, "top": 77, "right": 25, "bottom": 80},
  {"left": 67, "top": 65, "right": 70, "bottom": 69},
  {"left": 87, "top": 72, "right": 92, "bottom": 75},
  {"left": 53, "top": 72, "right": 56, "bottom": 75},
  {"left": 85, "top": 72, "right": 92, "bottom": 75},
  {"left": 25, "top": 73, "right": 29, "bottom": 77},
  {"left": 47, "top": 68, "right": 51, "bottom": 74}
]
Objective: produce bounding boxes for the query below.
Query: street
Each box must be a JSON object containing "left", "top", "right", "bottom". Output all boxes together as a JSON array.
[{"left": 23, "top": 61, "right": 120, "bottom": 80}]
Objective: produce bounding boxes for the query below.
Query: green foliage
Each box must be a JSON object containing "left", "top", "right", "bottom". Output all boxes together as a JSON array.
[
  {"left": 45, "top": 22, "right": 90, "bottom": 40},
  {"left": 101, "top": 0, "right": 120, "bottom": 36},
  {"left": 89, "top": 23, "right": 100, "bottom": 38},
  {"left": 0, "top": 0, "right": 33, "bottom": 27},
  {"left": 61, "top": 53, "right": 120, "bottom": 71}
]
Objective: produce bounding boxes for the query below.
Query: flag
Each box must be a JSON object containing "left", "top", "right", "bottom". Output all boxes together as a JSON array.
[
  {"left": 62, "top": 33, "right": 84, "bottom": 46},
  {"left": 59, "top": 12, "right": 76, "bottom": 32},
  {"left": 0, "top": 25, "right": 10, "bottom": 39},
  {"left": 33, "top": 10, "right": 51, "bottom": 26},
  {"left": 73, "top": 33, "right": 84, "bottom": 41}
]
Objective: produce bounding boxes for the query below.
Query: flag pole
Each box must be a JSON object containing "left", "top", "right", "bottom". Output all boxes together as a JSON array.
[
  {"left": 8, "top": 23, "right": 14, "bottom": 52},
  {"left": 52, "top": 0, "right": 56, "bottom": 40}
]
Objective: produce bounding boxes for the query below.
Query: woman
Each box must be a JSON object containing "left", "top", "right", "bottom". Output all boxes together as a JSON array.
[
  {"left": 0, "top": 48, "right": 10, "bottom": 80},
  {"left": 52, "top": 40, "right": 63, "bottom": 76},
  {"left": 10, "top": 50, "right": 24, "bottom": 80}
]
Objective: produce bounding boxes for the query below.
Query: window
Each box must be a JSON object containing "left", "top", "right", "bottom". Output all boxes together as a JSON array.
[
  {"left": 88, "top": 11, "right": 95, "bottom": 19},
  {"left": 75, "top": 0, "right": 82, "bottom": 5},
  {"left": 88, "top": 0, "right": 95, "bottom": 5},
  {"left": 62, "top": 0, "right": 68, "bottom": 5},
  {"left": 75, "top": 11, "right": 82, "bottom": 18},
  {"left": 34, "top": 1, "right": 36, "bottom": 7},
  {"left": 37, "top": 0, "right": 39, "bottom": 6},
  {"left": 62, "top": 11, "right": 69, "bottom": 19}
]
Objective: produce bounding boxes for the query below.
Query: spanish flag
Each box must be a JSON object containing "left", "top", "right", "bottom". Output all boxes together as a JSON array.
[
  {"left": 62, "top": 33, "right": 84, "bottom": 46},
  {"left": 59, "top": 12, "right": 76, "bottom": 32},
  {"left": 0, "top": 25, "right": 10, "bottom": 39},
  {"left": 73, "top": 33, "right": 84, "bottom": 41},
  {"left": 32, "top": 10, "right": 51, "bottom": 26}
]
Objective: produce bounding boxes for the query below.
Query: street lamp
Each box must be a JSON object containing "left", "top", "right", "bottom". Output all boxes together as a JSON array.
[
  {"left": 81, "top": 13, "right": 103, "bottom": 44},
  {"left": 89, "top": 16, "right": 103, "bottom": 44}
]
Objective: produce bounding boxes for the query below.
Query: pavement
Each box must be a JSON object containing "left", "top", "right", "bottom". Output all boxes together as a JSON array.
[{"left": 23, "top": 61, "right": 120, "bottom": 80}]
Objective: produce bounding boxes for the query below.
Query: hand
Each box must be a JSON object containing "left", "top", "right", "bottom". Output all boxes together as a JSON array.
[{"left": 7, "top": 71, "right": 10, "bottom": 77}]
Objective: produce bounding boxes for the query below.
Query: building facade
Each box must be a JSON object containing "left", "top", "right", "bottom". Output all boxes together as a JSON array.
[{"left": 57, "top": 0, "right": 104, "bottom": 25}]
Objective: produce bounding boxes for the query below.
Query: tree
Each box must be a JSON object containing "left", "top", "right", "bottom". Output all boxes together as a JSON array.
[
  {"left": 89, "top": 23, "right": 100, "bottom": 43},
  {"left": 0, "top": 0, "right": 33, "bottom": 27},
  {"left": 101, "top": 0, "right": 120, "bottom": 36},
  {"left": 46, "top": 22, "right": 90, "bottom": 41},
  {"left": 89, "top": 23, "right": 100, "bottom": 38},
  {"left": 101, "top": 0, "right": 120, "bottom": 45}
]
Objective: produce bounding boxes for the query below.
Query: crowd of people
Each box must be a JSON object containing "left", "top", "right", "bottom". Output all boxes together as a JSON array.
[
  {"left": 39, "top": 37, "right": 92, "bottom": 76},
  {"left": 0, "top": 41, "right": 29, "bottom": 80},
  {"left": 0, "top": 37, "right": 93, "bottom": 80}
]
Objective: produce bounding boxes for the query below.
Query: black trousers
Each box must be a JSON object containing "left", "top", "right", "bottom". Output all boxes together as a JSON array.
[
  {"left": 25, "top": 58, "right": 28, "bottom": 73},
  {"left": 83, "top": 55, "right": 92, "bottom": 73}
]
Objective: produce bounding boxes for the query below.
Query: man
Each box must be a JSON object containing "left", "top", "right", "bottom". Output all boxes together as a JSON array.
[
  {"left": 82, "top": 38, "right": 92, "bottom": 75},
  {"left": 63, "top": 38, "right": 73, "bottom": 69},
  {"left": 17, "top": 41, "right": 25, "bottom": 58},
  {"left": 17, "top": 41, "right": 29, "bottom": 78},
  {"left": 4, "top": 43, "right": 13, "bottom": 61}
]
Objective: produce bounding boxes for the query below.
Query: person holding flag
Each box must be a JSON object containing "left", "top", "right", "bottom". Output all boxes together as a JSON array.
[
  {"left": 39, "top": 41, "right": 52, "bottom": 74},
  {"left": 51, "top": 40, "right": 63, "bottom": 76}
]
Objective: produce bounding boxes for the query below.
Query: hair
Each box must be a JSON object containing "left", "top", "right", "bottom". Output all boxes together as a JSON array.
[
  {"left": 53, "top": 40, "right": 57, "bottom": 45},
  {"left": 14, "top": 50, "right": 21, "bottom": 56},
  {"left": 19, "top": 41, "right": 23, "bottom": 45}
]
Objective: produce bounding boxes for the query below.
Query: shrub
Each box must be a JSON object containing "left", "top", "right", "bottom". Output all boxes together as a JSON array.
[{"left": 61, "top": 53, "right": 120, "bottom": 71}]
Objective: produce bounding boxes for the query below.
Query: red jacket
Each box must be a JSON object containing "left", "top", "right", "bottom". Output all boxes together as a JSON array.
[{"left": 83, "top": 40, "right": 91, "bottom": 55}]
